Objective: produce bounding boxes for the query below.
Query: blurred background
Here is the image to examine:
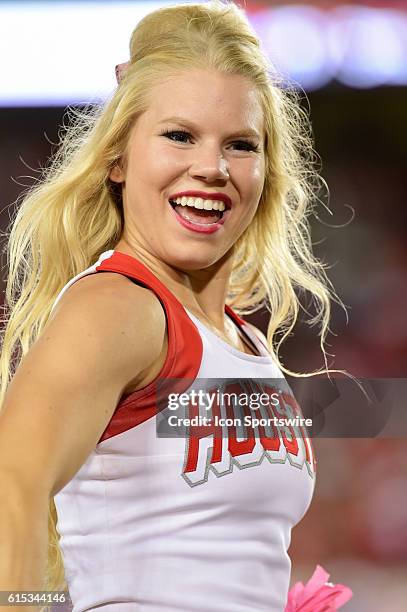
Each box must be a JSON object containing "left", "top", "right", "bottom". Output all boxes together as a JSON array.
[{"left": 0, "top": 0, "right": 406, "bottom": 610}]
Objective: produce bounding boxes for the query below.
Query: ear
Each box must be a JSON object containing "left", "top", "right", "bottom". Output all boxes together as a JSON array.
[{"left": 109, "top": 164, "right": 125, "bottom": 183}]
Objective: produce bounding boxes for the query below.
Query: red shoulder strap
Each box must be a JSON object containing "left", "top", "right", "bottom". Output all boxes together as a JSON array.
[
  {"left": 225, "top": 304, "right": 269, "bottom": 355},
  {"left": 224, "top": 303, "right": 246, "bottom": 327},
  {"left": 95, "top": 251, "right": 203, "bottom": 442}
]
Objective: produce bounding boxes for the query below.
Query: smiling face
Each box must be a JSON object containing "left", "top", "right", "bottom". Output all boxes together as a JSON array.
[{"left": 110, "top": 68, "right": 265, "bottom": 272}]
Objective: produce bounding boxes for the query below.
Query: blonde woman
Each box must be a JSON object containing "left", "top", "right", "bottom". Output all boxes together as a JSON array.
[{"left": 0, "top": 1, "right": 348, "bottom": 610}]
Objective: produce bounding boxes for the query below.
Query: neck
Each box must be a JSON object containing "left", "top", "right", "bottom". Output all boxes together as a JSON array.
[{"left": 113, "top": 237, "right": 234, "bottom": 332}]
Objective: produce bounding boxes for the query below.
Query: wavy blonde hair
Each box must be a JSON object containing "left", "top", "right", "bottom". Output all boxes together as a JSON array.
[{"left": 0, "top": 0, "right": 344, "bottom": 598}]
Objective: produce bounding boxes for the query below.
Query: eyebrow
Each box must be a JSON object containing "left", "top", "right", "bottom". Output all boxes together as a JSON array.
[{"left": 158, "top": 116, "right": 262, "bottom": 140}]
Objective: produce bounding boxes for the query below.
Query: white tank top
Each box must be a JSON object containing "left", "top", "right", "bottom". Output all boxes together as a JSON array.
[{"left": 52, "top": 250, "right": 317, "bottom": 612}]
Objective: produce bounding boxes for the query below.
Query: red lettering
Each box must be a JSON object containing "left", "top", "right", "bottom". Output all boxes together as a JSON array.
[
  {"left": 245, "top": 381, "right": 281, "bottom": 452},
  {"left": 282, "top": 392, "right": 315, "bottom": 472},
  {"left": 183, "top": 391, "right": 223, "bottom": 473},
  {"left": 224, "top": 382, "right": 256, "bottom": 457},
  {"left": 263, "top": 385, "right": 298, "bottom": 455}
]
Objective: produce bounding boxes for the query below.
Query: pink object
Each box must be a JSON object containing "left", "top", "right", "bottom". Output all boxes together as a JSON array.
[
  {"left": 285, "top": 565, "right": 353, "bottom": 611},
  {"left": 115, "top": 61, "right": 130, "bottom": 84}
]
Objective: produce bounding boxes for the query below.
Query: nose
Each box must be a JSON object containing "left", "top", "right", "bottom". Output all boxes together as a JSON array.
[{"left": 188, "top": 144, "right": 230, "bottom": 182}]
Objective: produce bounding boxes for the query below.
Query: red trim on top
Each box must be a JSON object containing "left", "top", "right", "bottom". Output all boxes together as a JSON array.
[
  {"left": 224, "top": 304, "right": 247, "bottom": 328},
  {"left": 224, "top": 304, "right": 268, "bottom": 355},
  {"left": 94, "top": 251, "right": 203, "bottom": 443}
]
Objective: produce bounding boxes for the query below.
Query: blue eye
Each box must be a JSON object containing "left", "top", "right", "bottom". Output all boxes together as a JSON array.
[
  {"left": 161, "top": 129, "right": 191, "bottom": 143},
  {"left": 233, "top": 141, "right": 260, "bottom": 152},
  {"left": 160, "top": 129, "right": 260, "bottom": 152}
]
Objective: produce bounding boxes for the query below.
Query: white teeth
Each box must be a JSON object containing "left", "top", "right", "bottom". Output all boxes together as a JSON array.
[
  {"left": 192, "top": 197, "right": 204, "bottom": 209},
  {"left": 172, "top": 196, "right": 226, "bottom": 212}
]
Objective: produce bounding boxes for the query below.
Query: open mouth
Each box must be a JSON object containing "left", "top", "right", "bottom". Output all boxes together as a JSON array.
[{"left": 169, "top": 199, "right": 225, "bottom": 225}]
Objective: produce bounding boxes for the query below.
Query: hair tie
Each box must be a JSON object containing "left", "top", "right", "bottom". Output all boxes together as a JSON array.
[{"left": 115, "top": 61, "right": 130, "bottom": 84}]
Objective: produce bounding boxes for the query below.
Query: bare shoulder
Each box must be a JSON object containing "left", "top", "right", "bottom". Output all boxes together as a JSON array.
[
  {"left": 47, "top": 271, "right": 167, "bottom": 368},
  {"left": 0, "top": 271, "right": 166, "bottom": 498},
  {"left": 51, "top": 271, "right": 165, "bottom": 327}
]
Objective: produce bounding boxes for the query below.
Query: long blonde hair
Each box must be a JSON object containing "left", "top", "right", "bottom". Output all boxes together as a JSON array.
[{"left": 0, "top": 0, "right": 344, "bottom": 596}]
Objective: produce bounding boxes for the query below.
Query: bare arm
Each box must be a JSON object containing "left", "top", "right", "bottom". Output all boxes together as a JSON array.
[{"left": 0, "top": 272, "right": 166, "bottom": 601}]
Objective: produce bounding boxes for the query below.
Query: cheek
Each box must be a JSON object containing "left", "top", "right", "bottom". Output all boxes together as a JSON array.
[
  {"left": 239, "top": 159, "right": 265, "bottom": 201},
  {"left": 127, "top": 141, "right": 176, "bottom": 180},
  {"left": 234, "top": 161, "right": 264, "bottom": 226},
  {"left": 253, "top": 162, "right": 266, "bottom": 205},
  {"left": 154, "top": 141, "right": 187, "bottom": 171},
  {"left": 238, "top": 151, "right": 264, "bottom": 177},
  {"left": 252, "top": 156, "right": 266, "bottom": 185},
  {"left": 243, "top": 201, "right": 260, "bottom": 227}
]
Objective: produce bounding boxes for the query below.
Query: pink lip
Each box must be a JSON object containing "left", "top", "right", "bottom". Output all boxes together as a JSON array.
[
  {"left": 169, "top": 203, "right": 227, "bottom": 234},
  {"left": 168, "top": 190, "right": 232, "bottom": 209}
]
